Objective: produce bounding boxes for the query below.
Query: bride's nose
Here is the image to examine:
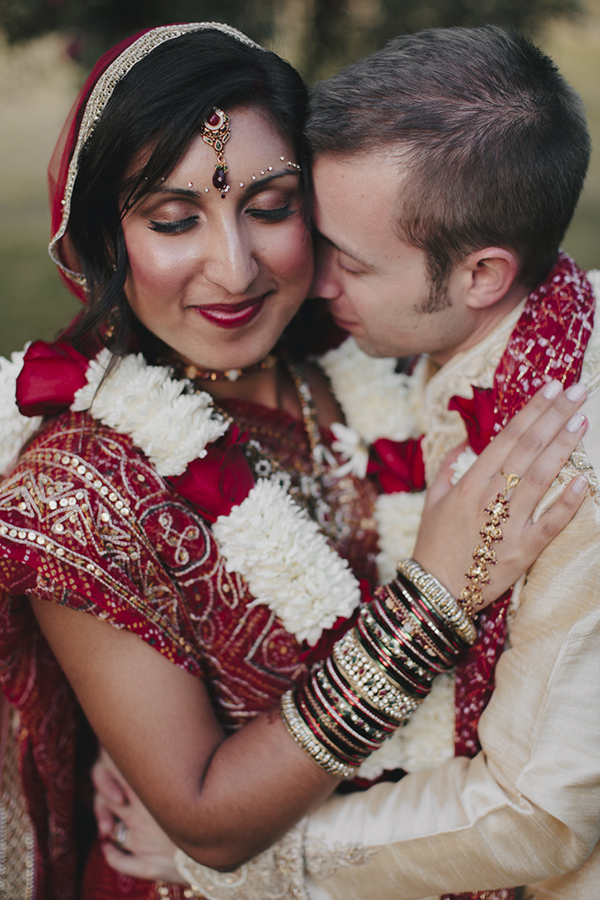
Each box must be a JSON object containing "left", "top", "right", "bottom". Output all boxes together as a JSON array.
[{"left": 202, "top": 219, "right": 259, "bottom": 295}]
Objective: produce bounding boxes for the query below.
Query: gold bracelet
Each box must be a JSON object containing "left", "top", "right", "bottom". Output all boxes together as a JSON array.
[
  {"left": 397, "top": 558, "right": 477, "bottom": 643},
  {"left": 280, "top": 690, "right": 358, "bottom": 779},
  {"left": 333, "top": 630, "right": 419, "bottom": 724}
]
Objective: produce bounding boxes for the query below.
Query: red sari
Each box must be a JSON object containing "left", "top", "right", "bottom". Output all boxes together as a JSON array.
[{"left": 0, "top": 397, "right": 380, "bottom": 899}]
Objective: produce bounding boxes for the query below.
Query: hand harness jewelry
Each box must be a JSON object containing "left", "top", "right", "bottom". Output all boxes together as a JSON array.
[{"left": 458, "top": 471, "right": 521, "bottom": 617}]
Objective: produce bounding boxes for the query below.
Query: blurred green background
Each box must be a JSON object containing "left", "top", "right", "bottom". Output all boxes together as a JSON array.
[{"left": 1, "top": 0, "right": 599, "bottom": 358}]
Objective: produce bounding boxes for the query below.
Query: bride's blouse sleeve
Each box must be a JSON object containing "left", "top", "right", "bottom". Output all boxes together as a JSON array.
[
  {"left": 0, "top": 410, "right": 215, "bottom": 680},
  {"left": 0, "top": 408, "right": 318, "bottom": 732}
]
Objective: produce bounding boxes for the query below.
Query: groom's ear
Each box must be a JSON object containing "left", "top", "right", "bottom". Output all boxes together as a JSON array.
[{"left": 457, "top": 247, "right": 521, "bottom": 310}]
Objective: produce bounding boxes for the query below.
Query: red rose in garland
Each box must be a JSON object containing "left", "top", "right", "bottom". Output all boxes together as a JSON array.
[{"left": 16, "top": 341, "right": 89, "bottom": 418}]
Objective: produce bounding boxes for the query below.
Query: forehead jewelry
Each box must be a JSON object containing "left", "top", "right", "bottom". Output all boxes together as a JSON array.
[{"left": 201, "top": 107, "right": 231, "bottom": 197}]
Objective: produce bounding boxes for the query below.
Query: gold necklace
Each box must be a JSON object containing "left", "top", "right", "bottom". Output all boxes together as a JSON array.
[
  {"left": 280, "top": 351, "right": 325, "bottom": 480},
  {"left": 166, "top": 352, "right": 278, "bottom": 384}
]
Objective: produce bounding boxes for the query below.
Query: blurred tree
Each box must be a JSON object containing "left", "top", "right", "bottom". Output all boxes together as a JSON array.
[
  {"left": 0, "top": 0, "right": 278, "bottom": 67},
  {"left": 291, "top": 0, "right": 582, "bottom": 81},
  {"left": 0, "top": 0, "right": 582, "bottom": 83}
]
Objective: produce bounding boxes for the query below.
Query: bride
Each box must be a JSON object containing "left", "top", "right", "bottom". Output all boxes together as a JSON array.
[{"left": 0, "top": 23, "right": 588, "bottom": 900}]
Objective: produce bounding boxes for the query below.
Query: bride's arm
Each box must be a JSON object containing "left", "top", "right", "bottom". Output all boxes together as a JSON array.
[
  {"left": 31, "top": 592, "right": 337, "bottom": 871},
  {"left": 33, "top": 383, "right": 588, "bottom": 873}
]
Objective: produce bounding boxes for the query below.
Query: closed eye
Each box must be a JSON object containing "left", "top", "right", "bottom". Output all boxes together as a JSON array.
[
  {"left": 338, "top": 258, "right": 362, "bottom": 275},
  {"left": 248, "top": 204, "right": 295, "bottom": 222},
  {"left": 149, "top": 216, "right": 199, "bottom": 234}
]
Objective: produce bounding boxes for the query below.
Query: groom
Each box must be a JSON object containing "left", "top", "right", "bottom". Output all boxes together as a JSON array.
[{"left": 301, "top": 25, "right": 600, "bottom": 900}]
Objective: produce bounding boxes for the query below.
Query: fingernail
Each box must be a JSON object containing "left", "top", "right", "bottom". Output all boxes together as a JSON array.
[
  {"left": 543, "top": 379, "right": 561, "bottom": 399},
  {"left": 572, "top": 475, "right": 588, "bottom": 494},
  {"left": 566, "top": 382, "right": 587, "bottom": 402},
  {"left": 566, "top": 413, "right": 586, "bottom": 432}
]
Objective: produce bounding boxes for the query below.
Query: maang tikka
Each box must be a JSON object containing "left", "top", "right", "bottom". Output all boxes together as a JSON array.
[{"left": 201, "top": 107, "right": 231, "bottom": 197}]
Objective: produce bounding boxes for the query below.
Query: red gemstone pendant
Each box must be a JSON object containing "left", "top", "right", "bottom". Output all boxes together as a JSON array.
[{"left": 213, "top": 165, "right": 227, "bottom": 190}]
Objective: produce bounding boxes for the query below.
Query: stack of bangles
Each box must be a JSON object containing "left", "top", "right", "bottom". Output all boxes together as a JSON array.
[{"left": 280, "top": 558, "right": 478, "bottom": 778}]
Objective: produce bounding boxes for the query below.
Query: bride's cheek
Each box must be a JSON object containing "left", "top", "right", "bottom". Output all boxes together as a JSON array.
[
  {"left": 126, "top": 237, "right": 196, "bottom": 302},
  {"left": 277, "top": 221, "right": 313, "bottom": 283}
]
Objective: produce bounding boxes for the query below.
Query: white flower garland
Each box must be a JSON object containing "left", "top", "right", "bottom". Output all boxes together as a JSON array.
[
  {"left": 450, "top": 445, "right": 478, "bottom": 486},
  {"left": 318, "top": 337, "right": 427, "bottom": 444},
  {"left": 0, "top": 347, "right": 43, "bottom": 476},
  {"left": 1, "top": 336, "right": 453, "bottom": 772},
  {"left": 73, "top": 351, "right": 362, "bottom": 645},
  {"left": 318, "top": 337, "right": 455, "bottom": 775},
  {"left": 212, "top": 476, "right": 360, "bottom": 645},
  {"left": 318, "top": 337, "right": 428, "bottom": 583},
  {"left": 373, "top": 491, "right": 426, "bottom": 583},
  {"left": 0, "top": 337, "right": 454, "bottom": 772},
  {"left": 71, "top": 349, "right": 229, "bottom": 476}
]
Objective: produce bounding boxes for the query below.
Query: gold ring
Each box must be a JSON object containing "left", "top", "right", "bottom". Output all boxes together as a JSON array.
[{"left": 501, "top": 471, "right": 521, "bottom": 490}]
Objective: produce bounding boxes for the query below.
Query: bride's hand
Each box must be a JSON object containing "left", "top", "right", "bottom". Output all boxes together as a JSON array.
[
  {"left": 93, "top": 747, "right": 185, "bottom": 883},
  {"left": 413, "top": 381, "right": 589, "bottom": 608}
]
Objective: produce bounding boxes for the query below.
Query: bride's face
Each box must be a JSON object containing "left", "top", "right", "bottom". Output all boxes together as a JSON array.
[{"left": 121, "top": 106, "right": 312, "bottom": 371}]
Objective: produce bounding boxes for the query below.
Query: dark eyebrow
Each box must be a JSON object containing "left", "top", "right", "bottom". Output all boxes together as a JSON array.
[
  {"left": 149, "top": 186, "right": 202, "bottom": 199},
  {"left": 316, "top": 231, "right": 374, "bottom": 270},
  {"left": 150, "top": 169, "right": 301, "bottom": 200},
  {"left": 244, "top": 169, "right": 301, "bottom": 195}
]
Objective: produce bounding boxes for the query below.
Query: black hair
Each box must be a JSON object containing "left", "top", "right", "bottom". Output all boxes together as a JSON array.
[
  {"left": 69, "top": 28, "right": 308, "bottom": 357},
  {"left": 306, "top": 26, "right": 591, "bottom": 304}
]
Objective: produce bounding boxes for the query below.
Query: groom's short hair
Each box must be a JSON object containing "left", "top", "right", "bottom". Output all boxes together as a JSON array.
[{"left": 306, "top": 26, "right": 590, "bottom": 293}]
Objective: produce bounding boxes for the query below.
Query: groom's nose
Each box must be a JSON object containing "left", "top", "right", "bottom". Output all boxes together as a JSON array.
[{"left": 309, "top": 237, "right": 342, "bottom": 300}]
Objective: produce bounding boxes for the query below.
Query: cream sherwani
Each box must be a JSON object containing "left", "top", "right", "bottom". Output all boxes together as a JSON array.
[
  {"left": 178, "top": 297, "right": 600, "bottom": 900},
  {"left": 301, "top": 300, "right": 600, "bottom": 900}
]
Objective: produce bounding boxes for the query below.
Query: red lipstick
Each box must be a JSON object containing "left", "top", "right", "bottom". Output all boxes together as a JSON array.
[{"left": 192, "top": 295, "right": 266, "bottom": 329}]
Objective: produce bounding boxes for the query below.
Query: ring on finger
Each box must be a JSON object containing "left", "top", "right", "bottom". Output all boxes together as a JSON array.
[
  {"left": 113, "top": 820, "right": 127, "bottom": 849},
  {"left": 500, "top": 471, "right": 521, "bottom": 490}
]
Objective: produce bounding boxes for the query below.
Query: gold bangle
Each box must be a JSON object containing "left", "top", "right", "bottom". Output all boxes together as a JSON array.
[
  {"left": 280, "top": 690, "right": 358, "bottom": 779},
  {"left": 396, "top": 559, "right": 477, "bottom": 643},
  {"left": 333, "top": 630, "right": 419, "bottom": 724}
]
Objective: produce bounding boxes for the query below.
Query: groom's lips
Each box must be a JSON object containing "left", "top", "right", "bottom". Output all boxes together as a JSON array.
[
  {"left": 326, "top": 301, "right": 361, "bottom": 331},
  {"left": 191, "top": 295, "right": 267, "bottom": 329},
  {"left": 329, "top": 310, "right": 361, "bottom": 331}
]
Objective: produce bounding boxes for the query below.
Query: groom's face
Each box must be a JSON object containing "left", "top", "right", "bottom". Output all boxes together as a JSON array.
[{"left": 311, "top": 153, "right": 478, "bottom": 365}]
